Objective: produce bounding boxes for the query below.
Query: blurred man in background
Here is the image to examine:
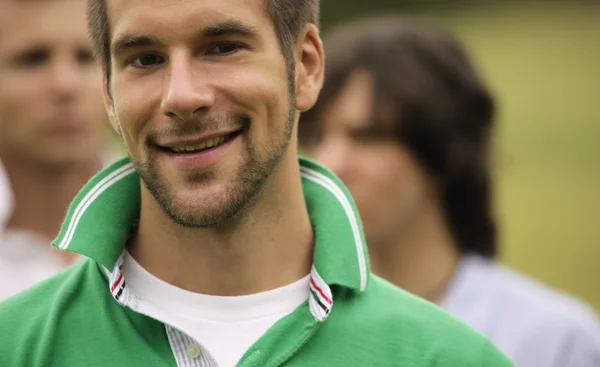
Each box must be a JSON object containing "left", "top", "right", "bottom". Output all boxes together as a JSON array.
[
  {"left": 300, "top": 16, "right": 600, "bottom": 367},
  {"left": 0, "top": 0, "right": 110, "bottom": 300}
]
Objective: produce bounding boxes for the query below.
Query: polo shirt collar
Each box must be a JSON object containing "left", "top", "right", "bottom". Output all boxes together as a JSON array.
[{"left": 52, "top": 156, "right": 369, "bottom": 295}]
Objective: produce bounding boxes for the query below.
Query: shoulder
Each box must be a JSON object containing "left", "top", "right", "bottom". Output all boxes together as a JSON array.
[
  {"left": 358, "top": 275, "right": 493, "bottom": 339},
  {"left": 492, "top": 264, "right": 600, "bottom": 360},
  {"left": 0, "top": 258, "right": 103, "bottom": 322},
  {"left": 480, "top": 260, "right": 599, "bottom": 335},
  {"left": 0, "top": 231, "right": 70, "bottom": 300},
  {"left": 326, "top": 275, "right": 514, "bottom": 366},
  {"left": 0, "top": 258, "right": 93, "bottom": 313},
  {"left": 0, "top": 260, "right": 105, "bottom": 365},
  {"left": 450, "top": 257, "right": 600, "bottom": 364}
]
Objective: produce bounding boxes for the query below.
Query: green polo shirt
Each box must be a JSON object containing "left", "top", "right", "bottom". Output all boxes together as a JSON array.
[{"left": 0, "top": 157, "right": 513, "bottom": 367}]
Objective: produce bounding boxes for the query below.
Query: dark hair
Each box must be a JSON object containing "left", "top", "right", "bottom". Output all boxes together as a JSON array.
[
  {"left": 300, "top": 16, "right": 498, "bottom": 258},
  {"left": 86, "top": 0, "right": 319, "bottom": 80}
]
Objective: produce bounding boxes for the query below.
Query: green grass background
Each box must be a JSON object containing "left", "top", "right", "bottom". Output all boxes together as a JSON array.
[{"left": 416, "top": 2, "right": 600, "bottom": 311}]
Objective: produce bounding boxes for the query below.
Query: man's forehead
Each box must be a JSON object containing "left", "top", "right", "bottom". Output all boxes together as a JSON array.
[
  {"left": 0, "top": 1, "right": 35, "bottom": 29},
  {"left": 0, "top": 0, "right": 82, "bottom": 18},
  {"left": 107, "top": 0, "right": 271, "bottom": 45},
  {"left": 0, "top": 0, "right": 88, "bottom": 46},
  {"left": 107, "top": 0, "right": 266, "bottom": 22}
]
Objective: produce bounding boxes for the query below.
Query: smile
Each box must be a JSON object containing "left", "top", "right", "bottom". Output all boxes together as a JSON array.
[
  {"left": 165, "top": 132, "right": 237, "bottom": 154},
  {"left": 158, "top": 130, "right": 242, "bottom": 171}
]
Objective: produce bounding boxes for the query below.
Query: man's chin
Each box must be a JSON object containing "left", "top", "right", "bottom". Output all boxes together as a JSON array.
[
  {"left": 157, "top": 189, "right": 238, "bottom": 228},
  {"left": 162, "top": 205, "right": 237, "bottom": 229}
]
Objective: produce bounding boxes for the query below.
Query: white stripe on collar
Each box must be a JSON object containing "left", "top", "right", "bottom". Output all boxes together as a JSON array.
[
  {"left": 58, "top": 163, "right": 135, "bottom": 250},
  {"left": 300, "top": 166, "right": 368, "bottom": 291}
]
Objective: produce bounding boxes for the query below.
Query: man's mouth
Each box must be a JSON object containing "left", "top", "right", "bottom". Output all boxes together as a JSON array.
[{"left": 162, "top": 131, "right": 240, "bottom": 154}]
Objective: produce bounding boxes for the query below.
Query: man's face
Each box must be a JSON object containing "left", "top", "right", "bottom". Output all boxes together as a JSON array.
[
  {"left": 0, "top": 0, "right": 106, "bottom": 168},
  {"left": 105, "top": 0, "right": 300, "bottom": 227},
  {"left": 301, "top": 70, "right": 431, "bottom": 249}
]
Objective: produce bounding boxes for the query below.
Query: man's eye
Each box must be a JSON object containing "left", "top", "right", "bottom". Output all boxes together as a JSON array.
[
  {"left": 77, "top": 48, "right": 96, "bottom": 65},
  {"left": 14, "top": 49, "right": 50, "bottom": 68},
  {"left": 208, "top": 43, "right": 242, "bottom": 56},
  {"left": 130, "top": 54, "right": 164, "bottom": 68},
  {"left": 351, "top": 128, "right": 385, "bottom": 144}
]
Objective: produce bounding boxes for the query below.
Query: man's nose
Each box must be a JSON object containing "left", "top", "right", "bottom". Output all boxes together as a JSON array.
[{"left": 160, "top": 54, "right": 216, "bottom": 121}]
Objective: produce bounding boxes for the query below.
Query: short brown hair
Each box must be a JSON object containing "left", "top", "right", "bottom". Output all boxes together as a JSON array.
[
  {"left": 87, "top": 0, "right": 319, "bottom": 80},
  {"left": 300, "top": 16, "right": 498, "bottom": 258}
]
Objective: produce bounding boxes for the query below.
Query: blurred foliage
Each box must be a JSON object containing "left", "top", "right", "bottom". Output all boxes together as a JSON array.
[
  {"left": 321, "top": 0, "right": 473, "bottom": 30},
  {"left": 320, "top": 1, "right": 600, "bottom": 310}
]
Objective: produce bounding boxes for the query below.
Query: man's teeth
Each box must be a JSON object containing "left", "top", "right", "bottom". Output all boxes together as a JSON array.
[{"left": 170, "top": 135, "right": 228, "bottom": 153}]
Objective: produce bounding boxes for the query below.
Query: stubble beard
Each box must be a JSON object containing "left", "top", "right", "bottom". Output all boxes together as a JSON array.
[{"left": 135, "top": 90, "right": 296, "bottom": 229}]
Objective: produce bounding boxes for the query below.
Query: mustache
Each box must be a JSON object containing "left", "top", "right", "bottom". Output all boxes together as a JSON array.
[{"left": 146, "top": 114, "right": 251, "bottom": 146}]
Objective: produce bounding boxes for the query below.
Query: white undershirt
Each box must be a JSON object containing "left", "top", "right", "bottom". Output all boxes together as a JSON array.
[{"left": 122, "top": 251, "right": 310, "bottom": 367}]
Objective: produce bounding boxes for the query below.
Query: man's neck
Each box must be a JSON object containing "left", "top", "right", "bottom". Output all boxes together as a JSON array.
[
  {"left": 130, "top": 156, "right": 314, "bottom": 296},
  {"left": 371, "top": 204, "right": 461, "bottom": 304},
  {"left": 4, "top": 156, "right": 102, "bottom": 242}
]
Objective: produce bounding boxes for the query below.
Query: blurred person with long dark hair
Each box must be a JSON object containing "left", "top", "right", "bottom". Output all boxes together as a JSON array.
[
  {"left": 0, "top": 0, "right": 111, "bottom": 300},
  {"left": 300, "top": 16, "right": 600, "bottom": 367}
]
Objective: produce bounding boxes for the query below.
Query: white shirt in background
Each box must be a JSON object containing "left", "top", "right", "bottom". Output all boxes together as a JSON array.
[
  {"left": 0, "top": 153, "right": 117, "bottom": 301},
  {"left": 442, "top": 254, "right": 600, "bottom": 367},
  {"left": 0, "top": 230, "right": 66, "bottom": 300},
  {"left": 122, "top": 251, "right": 310, "bottom": 367},
  {"left": 0, "top": 159, "right": 70, "bottom": 301},
  {"left": 1, "top": 161, "right": 65, "bottom": 300}
]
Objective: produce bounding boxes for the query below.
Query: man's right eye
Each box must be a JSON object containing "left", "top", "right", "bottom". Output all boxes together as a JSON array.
[
  {"left": 130, "top": 54, "right": 164, "bottom": 68},
  {"left": 13, "top": 48, "right": 50, "bottom": 68}
]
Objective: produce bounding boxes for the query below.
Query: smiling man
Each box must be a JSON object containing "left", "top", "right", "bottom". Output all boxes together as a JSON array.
[{"left": 0, "top": 1, "right": 514, "bottom": 367}]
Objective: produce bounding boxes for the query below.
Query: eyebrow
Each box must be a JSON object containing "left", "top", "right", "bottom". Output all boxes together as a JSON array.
[
  {"left": 111, "top": 20, "right": 259, "bottom": 57},
  {"left": 111, "top": 35, "right": 158, "bottom": 57},
  {"left": 201, "top": 20, "right": 258, "bottom": 39}
]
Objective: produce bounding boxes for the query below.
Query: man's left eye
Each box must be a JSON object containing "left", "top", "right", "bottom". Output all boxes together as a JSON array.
[{"left": 208, "top": 43, "right": 242, "bottom": 55}]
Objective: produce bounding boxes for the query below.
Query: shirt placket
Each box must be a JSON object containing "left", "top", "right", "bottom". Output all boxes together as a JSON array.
[
  {"left": 165, "top": 325, "right": 219, "bottom": 367},
  {"left": 105, "top": 254, "right": 335, "bottom": 367},
  {"left": 106, "top": 256, "right": 219, "bottom": 367}
]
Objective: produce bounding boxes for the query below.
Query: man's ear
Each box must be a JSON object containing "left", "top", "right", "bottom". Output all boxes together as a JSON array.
[
  {"left": 294, "top": 24, "right": 325, "bottom": 112},
  {"left": 103, "top": 75, "right": 121, "bottom": 135}
]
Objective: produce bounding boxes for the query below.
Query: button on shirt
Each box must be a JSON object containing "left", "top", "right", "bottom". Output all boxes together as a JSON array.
[{"left": 186, "top": 344, "right": 201, "bottom": 359}]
